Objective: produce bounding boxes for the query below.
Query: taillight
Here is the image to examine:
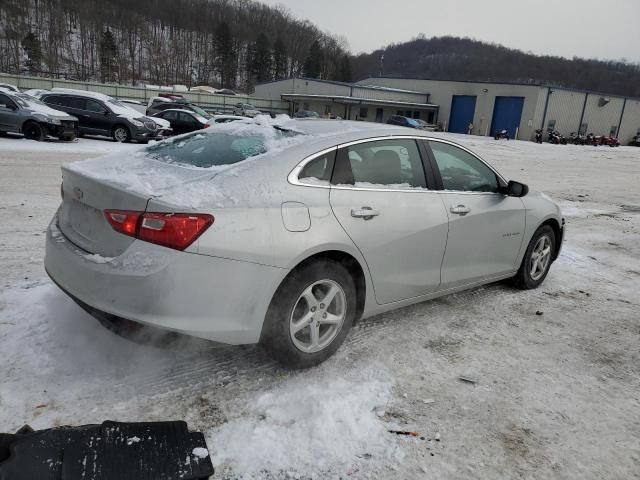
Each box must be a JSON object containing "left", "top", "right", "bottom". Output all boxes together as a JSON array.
[
  {"left": 104, "top": 210, "right": 213, "bottom": 251},
  {"left": 203, "top": 123, "right": 210, "bottom": 128}
]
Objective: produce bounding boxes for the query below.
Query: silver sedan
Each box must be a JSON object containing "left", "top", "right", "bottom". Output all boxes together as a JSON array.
[{"left": 45, "top": 120, "right": 564, "bottom": 368}]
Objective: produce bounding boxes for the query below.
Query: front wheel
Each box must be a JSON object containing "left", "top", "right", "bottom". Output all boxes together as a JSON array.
[
  {"left": 112, "top": 125, "right": 131, "bottom": 143},
  {"left": 512, "top": 225, "right": 556, "bottom": 290},
  {"left": 260, "top": 259, "right": 356, "bottom": 369},
  {"left": 23, "top": 121, "right": 44, "bottom": 141}
]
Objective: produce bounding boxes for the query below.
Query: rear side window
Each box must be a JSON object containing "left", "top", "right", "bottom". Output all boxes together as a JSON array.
[
  {"left": 333, "top": 139, "right": 427, "bottom": 189},
  {"left": 428, "top": 141, "right": 499, "bottom": 193},
  {"left": 298, "top": 151, "right": 335, "bottom": 186},
  {"left": 145, "top": 128, "right": 301, "bottom": 168}
]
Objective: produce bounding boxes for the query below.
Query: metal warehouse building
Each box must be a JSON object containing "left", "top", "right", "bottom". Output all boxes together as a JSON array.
[
  {"left": 253, "top": 78, "right": 439, "bottom": 124},
  {"left": 254, "top": 77, "right": 640, "bottom": 144}
]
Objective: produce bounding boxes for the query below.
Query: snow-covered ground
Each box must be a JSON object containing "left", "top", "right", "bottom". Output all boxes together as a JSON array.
[{"left": 0, "top": 134, "right": 639, "bottom": 479}]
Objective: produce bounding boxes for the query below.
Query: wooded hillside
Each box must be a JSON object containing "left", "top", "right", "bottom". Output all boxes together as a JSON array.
[
  {"left": 0, "top": 0, "right": 351, "bottom": 92},
  {"left": 353, "top": 36, "right": 640, "bottom": 98}
]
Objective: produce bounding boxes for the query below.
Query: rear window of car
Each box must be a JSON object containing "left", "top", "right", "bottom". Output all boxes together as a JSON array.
[{"left": 145, "top": 127, "right": 301, "bottom": 168}]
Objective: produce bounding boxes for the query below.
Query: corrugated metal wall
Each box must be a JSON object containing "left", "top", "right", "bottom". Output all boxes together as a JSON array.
[
  {"left": 543, "top": 89, "right": 586, "bottom": 134},
  {"left": 351, "top": 86, "right": 427, "bottom": 104},
  {"left": 1, "top": 73, "right": 289, "bottom": 113},
  {"left": 618, "top": 99, "right": 640, "bottom": 144},
  {"left": 582, "top": 95, "right": 625, "bottom": 137}
]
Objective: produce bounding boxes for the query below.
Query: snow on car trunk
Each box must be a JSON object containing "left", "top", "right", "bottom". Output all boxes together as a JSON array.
[{"left": 59, "top": 118, "right": 307, "bottom": 256}]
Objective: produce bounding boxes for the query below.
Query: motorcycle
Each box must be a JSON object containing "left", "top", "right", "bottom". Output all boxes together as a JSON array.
[
  {"left": 494, "top": 129, "right": 509, "bottom": 140},
  {"left": 599, "top": 135, "right": 620, "bottom": 147},
  {"left": 569, "top": 132, "right": 585, "bottom": 145},
  {"left": 535, "top": 129, "right": 543, "bottom": 144},
  {"left": 548, "top": 130, "right": 567, "bottom": 145}
]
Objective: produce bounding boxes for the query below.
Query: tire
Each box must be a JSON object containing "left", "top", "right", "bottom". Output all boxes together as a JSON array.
[
  {"left": 512, "top": 225, "right": 556, "bottom": 290},
  {"left": 23, "top": 121, "right": 44, "bottom": 141},
  {"left": 112, "top": 125, "right": 131, "bottom": 143},
  {"left": 260, "top": 259, "right": 357, "bottom": 369}
]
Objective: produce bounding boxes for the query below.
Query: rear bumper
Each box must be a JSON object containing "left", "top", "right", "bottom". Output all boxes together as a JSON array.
[{"left": 45, "top": 212, "right": 284, "bottom": 345}]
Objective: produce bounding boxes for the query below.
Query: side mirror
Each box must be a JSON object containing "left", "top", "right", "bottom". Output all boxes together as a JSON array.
[{"left": 503, "top": 180, "right": 529, "bottom": 197}]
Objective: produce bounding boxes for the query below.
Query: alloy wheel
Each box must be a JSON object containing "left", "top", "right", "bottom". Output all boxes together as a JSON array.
[
  {"left": 530, "top": 235, "right": 552, "bottom": 281},
  {"left": 114, "top": 127, "right": 128, "bottom": 142},
  {"left": 289, "top": 279, "right": 346, "bottom": 353}
]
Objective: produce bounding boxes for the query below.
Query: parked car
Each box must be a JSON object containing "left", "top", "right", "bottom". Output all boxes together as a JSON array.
[
  {"left": 146, "top": 97, "right": 212, "bottom": 119},
  {"left": 0, "top": 83, "right": 20, "bottom": 93},
  {"left": 294, "top": 110, "right": 320, "bottom": 119},
  {"left": 151, "top": 109, "right": 210, "bottom": 135},
  {"left": 232, "top": 103, "right": 261, "bottom": 117},
  {"left": 45, "top": 120, "right": 564, "bottom": 369},
  {"left": 211, "top": 114, "right": 246, "bottom": 124},
  {"left": 0, "top": 90, "right": 78, "bottom": 141},
  {"left": 414, "top": 119, "right": 437, "bottom": 131},
  {"left": 631, "top": 133, "right": 640, "bottom": 147},
  {"left": 40, "top": 89, "right": 166, "bottom": 143},
  {"left": 190, "top": 86, "right": 237, "bottom": 96},
  {"left": 23, "top": 88, "right": 50, "bottom": 99},
  {"left": 387, "top": 115, "right": 424, "bottom": 129}
]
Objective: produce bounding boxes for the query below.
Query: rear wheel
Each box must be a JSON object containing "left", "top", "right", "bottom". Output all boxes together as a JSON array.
[
  {"left": 260, "top": 259, "right": 356, "bottom": 369},
  {"left": 512, "top": 225, "right": 556, "bottom": 289},
  {"left": 112, "top": 125, "right": 130, "bottom": 143},
  {"left": 23, "top": 121, "right": 44, "bottom": 141}
]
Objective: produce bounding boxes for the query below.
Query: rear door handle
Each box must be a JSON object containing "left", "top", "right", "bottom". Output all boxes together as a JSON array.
[
  {"left": 450, "top": 204, "right": 471, "bottom": 215},
  {"left": 351, "top": 207, "right": 379, "bottom": 220}
]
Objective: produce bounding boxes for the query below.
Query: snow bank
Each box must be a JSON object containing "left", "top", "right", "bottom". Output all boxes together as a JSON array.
[{"left": 210, "top": 371, "right": 399, "bottom": 477}]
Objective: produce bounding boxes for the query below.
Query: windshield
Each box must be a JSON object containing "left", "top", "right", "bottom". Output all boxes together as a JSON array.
[
  {"left": 16, "top": 93, "right": 46, "bottom": 107},
  {"left": 189, "top": 104, "right": 210, "bottom": 118},
  {"left": 11, "top": 95, "right": 30, "bottom": 108},
  {"left": 145, "top": 127, "right": 301, "bottom": 168},
  {"left": 106, "top": 98, "right": 141, "bottom": 116}
]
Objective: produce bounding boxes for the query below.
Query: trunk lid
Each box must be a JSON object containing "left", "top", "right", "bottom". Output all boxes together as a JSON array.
[{"left": 59, "top": 153, "right": 212, "bottom": 257}]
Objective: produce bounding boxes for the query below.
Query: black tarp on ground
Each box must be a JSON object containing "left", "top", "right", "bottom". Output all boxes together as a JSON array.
[{"left": 0, "top": 420, "right": 214, "bottom": 479}]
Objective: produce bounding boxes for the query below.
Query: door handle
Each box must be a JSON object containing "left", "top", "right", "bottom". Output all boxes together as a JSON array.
[
  {"left": 351, "top": 207, "right": 379, "bottom": 220},
  {"left": 450, "top": 204, "right": 471, "bottom": 215}
]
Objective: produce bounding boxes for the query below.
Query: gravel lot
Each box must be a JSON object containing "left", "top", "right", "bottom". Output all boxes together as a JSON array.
[{"left": 0, "top": 134, "right": 638, "bottom": 479}]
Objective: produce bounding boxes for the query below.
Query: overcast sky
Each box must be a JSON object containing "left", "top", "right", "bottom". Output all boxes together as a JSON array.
[{"left": 259, "top": 0, "right": 639, "bottom": 62}]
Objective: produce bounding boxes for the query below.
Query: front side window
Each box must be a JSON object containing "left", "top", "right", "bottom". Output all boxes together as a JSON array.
[
  {"left": 428, "top": 141, "right": 499, "bottom": 193},
  {"left": 334, "top": 139, "right": 427, "bottom": 189},
  {"left": 162, "top": 110, "right": 178, "bottom": 121},
  {"left": 298, "top": 151, "right": 335, "bottom": 186},
  {"left": 0, "top": 94, "right": 16, "bottom": 109},
  {"left": 86, "top": 99, "right": 107, "bottom": 113}
]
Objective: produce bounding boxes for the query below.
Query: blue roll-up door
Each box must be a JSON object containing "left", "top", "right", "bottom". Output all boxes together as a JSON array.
[
  {"left": 448, "top": 95, "right": 476, "bottom": 133},
  {"left": 490, "top": 97, "right": 525, "bottom": 138}
]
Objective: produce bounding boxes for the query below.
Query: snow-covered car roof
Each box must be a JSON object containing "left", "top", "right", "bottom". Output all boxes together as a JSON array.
[
  {"left": 50, "top": 88, "right": 113, "bottom": 102},
  {"left": 0, "top": 83, "right": 20, "bottom": 92}
]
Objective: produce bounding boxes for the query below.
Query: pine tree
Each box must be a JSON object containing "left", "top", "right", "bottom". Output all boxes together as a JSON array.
[
  {"left": 339, "top": 54, "right": 352, "bottom": 82},
  {"left": 303, "top": 40, "right": 323, "bottom": 79},
  {"left": 215, "top": 21, "right": 236, "bottom": 88},
  {"left": 21, "top": 31, "right": 41, "bottom": 73},
  {"left": 273, "top": 36, "right": 288, "bottom": 80},
  {"left": 99, "top": 29, "right": 118, "bottom": 83},
  {"left": 252, "top": 33, "right": 272, "bottom": 83}
]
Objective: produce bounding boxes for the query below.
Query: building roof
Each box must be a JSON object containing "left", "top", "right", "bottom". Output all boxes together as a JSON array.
[
  {"left": 255, "top": 77, "right": 430, "bottom": 95},
  {"left": 280, "top": 93, "right": 438, "bottom": 109}
]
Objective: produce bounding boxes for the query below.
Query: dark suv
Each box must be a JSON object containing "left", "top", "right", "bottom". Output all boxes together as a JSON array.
[{"left": 40, "top": 90, "right": 164, "bottom": 143}]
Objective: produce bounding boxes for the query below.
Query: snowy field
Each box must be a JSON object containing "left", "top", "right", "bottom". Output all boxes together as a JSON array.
[{"left": 1, "top": 133, "right": 639, "bottom": 479}]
